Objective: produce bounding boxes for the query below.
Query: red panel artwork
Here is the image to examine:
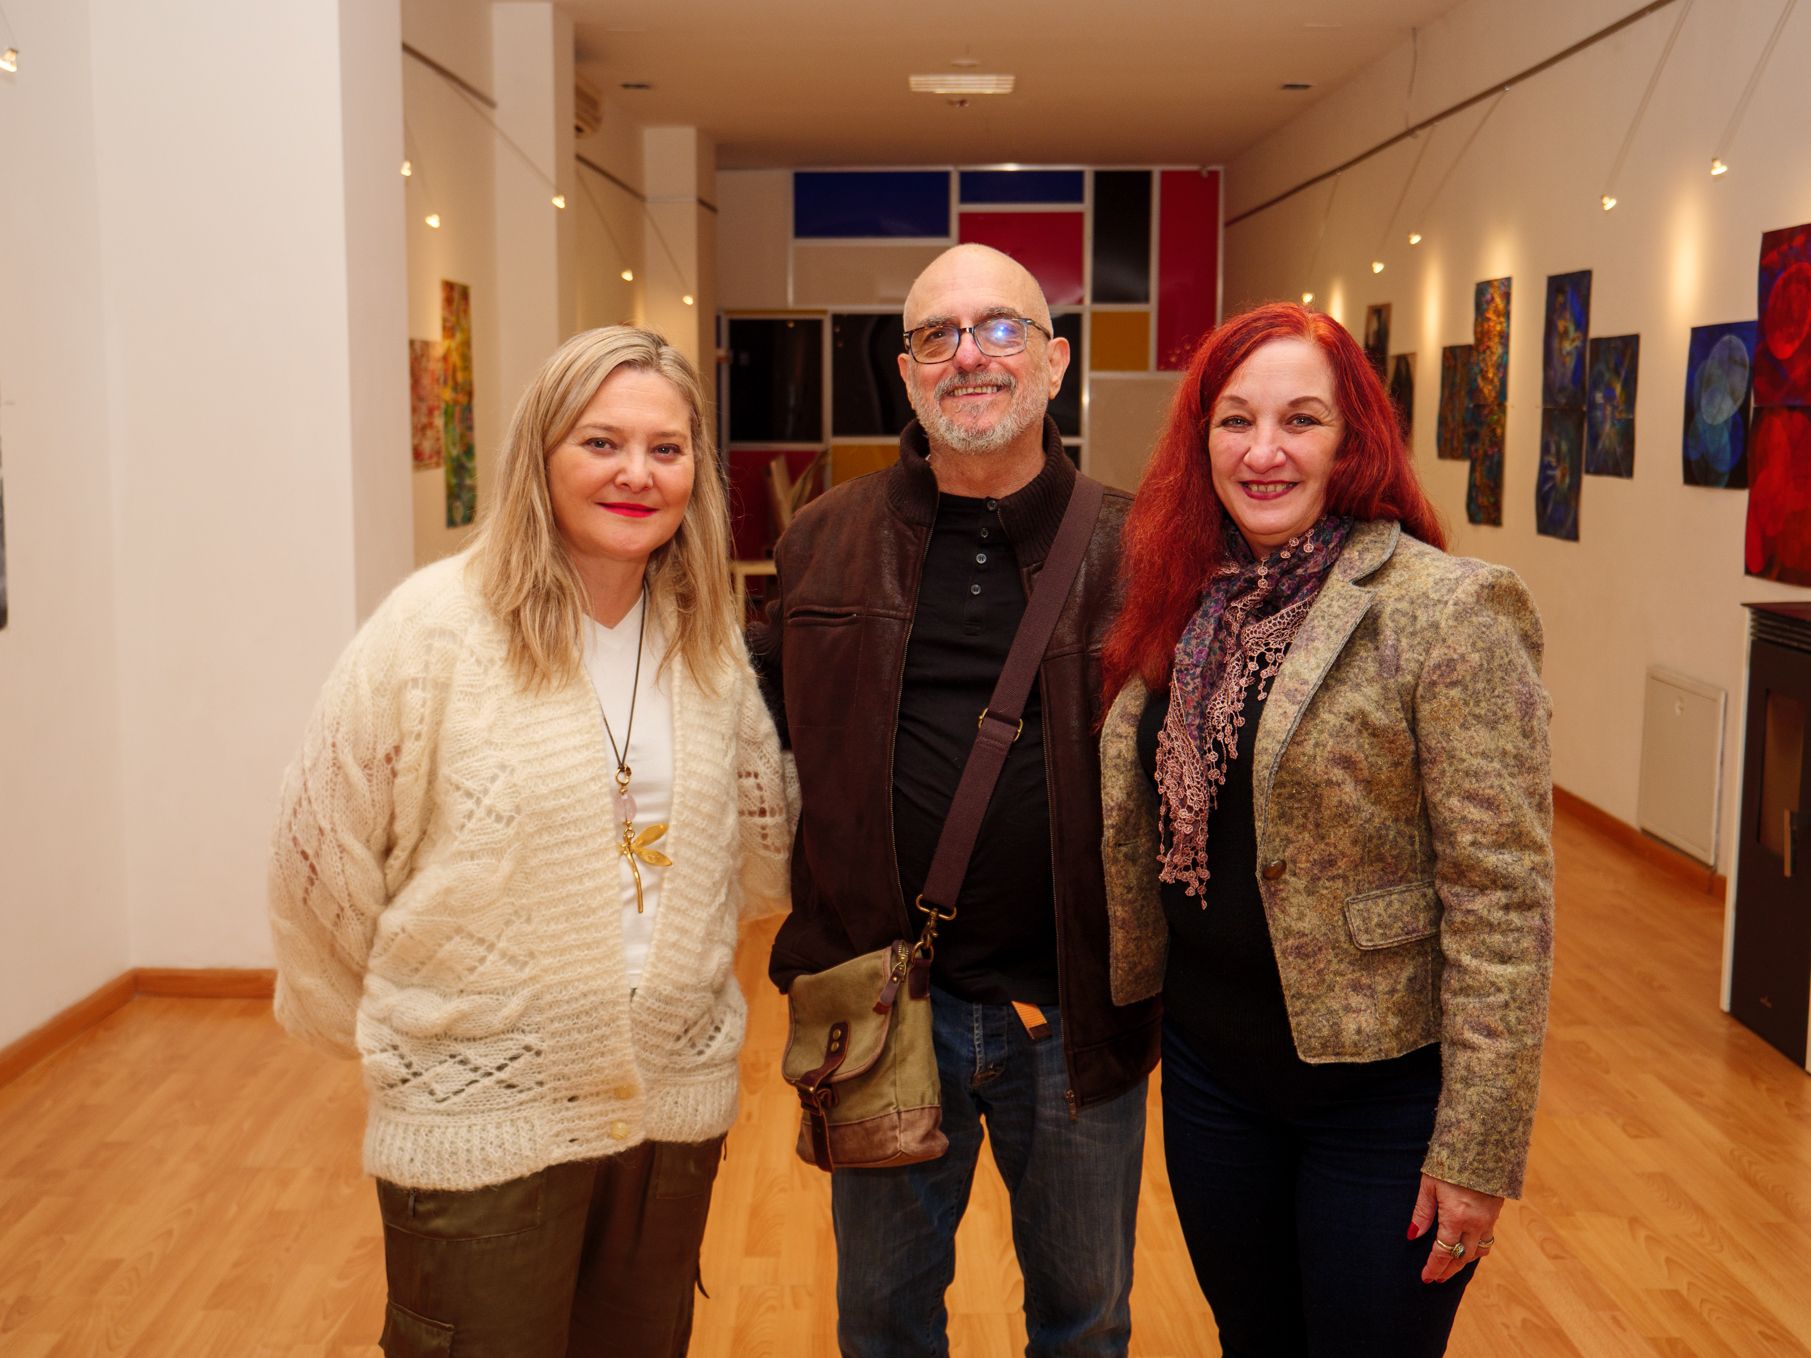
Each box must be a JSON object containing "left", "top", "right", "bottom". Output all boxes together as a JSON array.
[
  {"left": 1757, "top": 223, "right": 1811, "bottom": 406},
  {"left": 1157, "top": 169, "right": 1223, "bottom": 370},
  {"left": 1746, "top": 408, "right": 1811, "bottom": 584},
  {"left": 957, "top": 212, "right": 1085, "bottom": 306}
]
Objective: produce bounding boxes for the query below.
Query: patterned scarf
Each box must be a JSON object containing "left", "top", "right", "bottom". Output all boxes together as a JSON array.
[{"left": 1155, "top": 515, "right": 1353, "bottom": 899}]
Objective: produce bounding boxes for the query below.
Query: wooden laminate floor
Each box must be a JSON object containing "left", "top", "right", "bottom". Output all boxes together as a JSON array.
[{"left": 2, "top": 810, "right": 1808, "bottom": 1356}]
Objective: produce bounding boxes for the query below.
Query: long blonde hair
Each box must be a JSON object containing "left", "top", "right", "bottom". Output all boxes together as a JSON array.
[{"left": 469, "top": 326, "right": 737, "bottom": 692}]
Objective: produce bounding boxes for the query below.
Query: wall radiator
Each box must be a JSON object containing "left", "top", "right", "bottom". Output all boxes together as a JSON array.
[{"left": 1636, "top": 666, "right": 1727, "bottom": 867}]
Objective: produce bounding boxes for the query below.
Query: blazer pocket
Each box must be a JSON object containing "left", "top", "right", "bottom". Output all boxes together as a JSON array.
[{"left": 1343, "top": 880, "right": 1439, "bottom": 950}]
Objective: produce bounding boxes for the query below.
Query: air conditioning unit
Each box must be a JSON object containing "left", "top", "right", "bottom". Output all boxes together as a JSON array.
[{"left": 574, "top": 74, "right": 602, "bottom": 140}]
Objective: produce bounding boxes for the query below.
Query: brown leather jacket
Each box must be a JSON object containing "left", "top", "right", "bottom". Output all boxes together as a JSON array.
[{"left": 750, "top": 418, "right": 1161, "bottom": 1110}]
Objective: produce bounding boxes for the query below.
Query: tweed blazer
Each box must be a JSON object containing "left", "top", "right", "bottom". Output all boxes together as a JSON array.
[{"left": 1101, "top": 519, "right": 1554, "bottom": 1197}]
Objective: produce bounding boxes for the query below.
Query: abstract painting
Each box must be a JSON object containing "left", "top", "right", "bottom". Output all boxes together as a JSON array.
[
  {"left": 1389, "top": 353, "right": 1415, "bottom": 441},
  {"left": 1536, "top": 410, "right": 1583, "bottom": 541},
  {"left": 1364, "top": 304, "right": 1391, "bottom": 380},
  {"left": 1747, "top": 407, "right": 1811, "bottom": 584},
  {"left": 1585, "top": 335, "right": 1639, "bottom": 477},
  {"left": 1682, "top": 320, "right": 1756, "bottom": 489},
  {"left": 440, "top": 280, "right": 476, "bottom": 527},
  {"left": 1436, "top": 344, "right": 1472, "bottom": 460},
  {"left": 1756, "top": 222, "right": 1811, "bottom": 407},
  {"left": 1466, "top": 278, "right": 1511, "bottom": 525},
  {"left": 409, "top": 339, "right": 445, "bottom": 469},
  {"left": 1542, "top": 271, "right": 1592, "bottom": 410}
]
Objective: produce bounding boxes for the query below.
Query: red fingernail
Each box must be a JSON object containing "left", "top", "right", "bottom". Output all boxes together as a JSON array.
[{"left": 1406, "top": 1222, "right": 1421, "bottom": 1240}]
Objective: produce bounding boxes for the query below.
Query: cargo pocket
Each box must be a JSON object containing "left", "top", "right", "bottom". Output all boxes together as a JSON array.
[
  {"left": 1343, "top": 880, "right": 1439, "bottom": 949},
  {"left": 379, "top": 1299, "right": 453, "bottom": 1356}
]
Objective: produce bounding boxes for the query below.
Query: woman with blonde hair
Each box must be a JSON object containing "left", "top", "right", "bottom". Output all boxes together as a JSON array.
[{"left": 268, "top": 326, "right": 791, "bottom": 1357}]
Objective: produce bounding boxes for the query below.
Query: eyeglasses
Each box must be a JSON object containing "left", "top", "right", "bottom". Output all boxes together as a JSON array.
[{"left": 903, "top": 315, "right": 1052, "bottom": 363}]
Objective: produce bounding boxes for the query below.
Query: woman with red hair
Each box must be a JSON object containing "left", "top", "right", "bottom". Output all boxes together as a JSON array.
[{"left": 1099, "top": 302, "right": 1553, "bottom": 1355}]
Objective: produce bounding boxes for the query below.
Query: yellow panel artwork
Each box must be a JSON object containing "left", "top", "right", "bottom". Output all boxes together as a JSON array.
[
  {"left": 1090, "top": 310, "right": 1152, "bottom": 372},
  {"left": 830, "top": 443, "right": 898, "bottom": 485}
]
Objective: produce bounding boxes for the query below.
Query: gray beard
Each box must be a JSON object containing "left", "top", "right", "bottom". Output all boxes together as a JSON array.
[{"left": 907, "top": 369, "right": 1047, "bottom": 457}]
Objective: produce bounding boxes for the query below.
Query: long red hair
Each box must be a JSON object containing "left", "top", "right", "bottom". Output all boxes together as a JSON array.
[{"left": 1101, "top": 301, "right": 1445, "bottom": 702}]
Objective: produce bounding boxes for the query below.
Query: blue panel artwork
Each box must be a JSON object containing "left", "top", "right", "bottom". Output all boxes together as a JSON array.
[
  {"left": 1682, "top": 320, "right": 1758, "bottom": 488},
  {"left": 958, "top": 169, "right": 1086, "bottom": 204},
  {"left": 794, "top": 171, "right": 951, "bottom": 238}
]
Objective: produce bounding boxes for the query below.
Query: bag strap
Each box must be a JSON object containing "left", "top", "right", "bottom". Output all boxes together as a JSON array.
[{"left": 915, "top": 475, "right": 1107, "bottom": 927}]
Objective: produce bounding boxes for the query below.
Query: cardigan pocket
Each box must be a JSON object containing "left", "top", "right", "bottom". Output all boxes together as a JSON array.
[{"left": 1343, "top": 880, "right": 1439, "bottom": 949}]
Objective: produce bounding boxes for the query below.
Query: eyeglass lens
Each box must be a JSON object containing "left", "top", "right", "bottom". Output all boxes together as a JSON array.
[{"left": 910, "top": 317, "right": 1030, "bottom": 361}]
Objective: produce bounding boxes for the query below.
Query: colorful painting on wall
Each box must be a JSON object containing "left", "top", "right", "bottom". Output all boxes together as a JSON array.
[
  {"left": 440, "top": 280, "right": 476, "bottom": 527},
  {"left": 1756, "top": 222, "right": 1811, "bottom": 406},
  {"left": 1536, "top": 410, "right": 1583, "bottom": 541},
  {"left": 1682, "top": 320, "right": 1756, "bottom": 489},
  {"left": 1436, "top": 344, "right": 1472, "bottom": 460},
  {"left": 1388, "top": 353, "right": 1415, "bottom": 440},
  {"left": 1541, "top": 271, "right": 1592, "bottom": 410},
  {"left": 1466, "top": 278, "right": 1511, "bottom": 525},
  {"left": 409, "top": 339, "right": 445, "bottom": 469},
  {"left": 1363, "top": 304, "right": 1391, "bottom": 380},
  {"left": 1585, "top": 335, "right": 1639, "bottom": 477},
  {"left": 1747, "top": 407, "right": 1811, "bottom": 584}
]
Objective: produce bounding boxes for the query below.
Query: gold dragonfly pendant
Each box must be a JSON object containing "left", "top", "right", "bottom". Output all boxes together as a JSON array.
[{"left": 613, "top": 766, "right": 671, "bottom": 913}]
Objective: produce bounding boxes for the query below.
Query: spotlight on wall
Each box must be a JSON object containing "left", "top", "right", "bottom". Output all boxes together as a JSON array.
[
  {"left": 1709, "top": 158, "right": 1729, "bottom": 177},
  {"left": 1370, "top": 260, "right": 1385, "bottom": 275},
  {"left": 1600, "top": 194, "right": 1618, "bottom": 212},
  {"left": 400, "top": 159, "right": 413, "bottom": 178},
  {"left": 620, "top": 269, "right": 635, "bottom": 282},
  {"left": 1407, "top": 232, "right": 1423, "bottom": 246},
  {"left": 425, "top": 213, "right": 442, "bottom": 229},
  {"left": 682, "top": 294, "right": 696, "bottom": 306},
  {"left": 551, "top": 193, "right": 567, "bottom": 209},
  {"left": 0, "top": 48, "right": 17, "bottom": 73},
  {"left": 1301, "top": 291, "right": 1315, "bottom": 306}
]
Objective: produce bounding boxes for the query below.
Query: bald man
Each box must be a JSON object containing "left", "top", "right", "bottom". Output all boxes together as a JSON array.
[{"left": 751, "top": 244, "right": 1160, "bottom": 1356}]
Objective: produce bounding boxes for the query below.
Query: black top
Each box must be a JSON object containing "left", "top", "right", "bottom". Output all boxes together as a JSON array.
[
  {"left": 1138, "top": 684, "right": 1437, "bottom": 1107},
  {"left": 893, "top": 493, "right": 1057, "bottom": 1005}
]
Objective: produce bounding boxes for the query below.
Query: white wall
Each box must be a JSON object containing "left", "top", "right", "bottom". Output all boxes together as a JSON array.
[
  {"left": 574, "top": 100, "right": 648, "bottom": 334},
  {"left": 0, "top": 0, "right": 133, "bottom": 1047},
  {"left": 1224, "top": 0, "right": 1811, "bottom": 873}
]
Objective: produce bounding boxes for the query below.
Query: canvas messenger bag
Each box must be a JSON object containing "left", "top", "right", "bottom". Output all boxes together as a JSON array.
[{"left": 780, "top": 476, "right": 1107, "bottom": 1172}]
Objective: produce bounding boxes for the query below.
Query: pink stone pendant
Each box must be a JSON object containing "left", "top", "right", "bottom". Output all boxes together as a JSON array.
[{"left": 613, "top": 789, "right": 637, "bottom": 824}]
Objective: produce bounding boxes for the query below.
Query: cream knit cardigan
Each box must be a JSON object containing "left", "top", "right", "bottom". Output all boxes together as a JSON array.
[{"left": 268, "top": 554, "right": 792, "bottom": 1191}]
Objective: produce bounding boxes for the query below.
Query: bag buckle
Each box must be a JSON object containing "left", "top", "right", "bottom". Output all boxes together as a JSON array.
[{"left": 976, "top": 707, "right": 1023, "bottom": 742}]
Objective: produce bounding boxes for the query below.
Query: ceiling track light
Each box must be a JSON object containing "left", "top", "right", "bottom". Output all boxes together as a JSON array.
[
  {"left": 1, "top": 48, "right": 18, "bottom": 73},
  {"left": 681, "top": 294, "right": 695, "bottom": 307},
  {"left": 1301, "top": 291, "right": 1315, "bottom": 306},
  {"left": 1371, "top": 260, "right": 1386, "bottom": 275},
  {"left": 551, "top": 193, "right": 567, "bottom": 209},
  {"left": 620, "top": 269, "right": 635, "bottom": 282},
  {"left": 400, "top": 159, "right": 413, "bottom": 178},
  {"left": 1407, "top": 231, "right": 1423, "bottom": 246},
  {"left": 425, "top": 212, "right": 442, "bottom": 229},
  {"left": 1709, "top": 157, "right": 1729, "bottom": 177},
  {"left": 1600, "top": 194, "right": 1617, "bottom": 212}
]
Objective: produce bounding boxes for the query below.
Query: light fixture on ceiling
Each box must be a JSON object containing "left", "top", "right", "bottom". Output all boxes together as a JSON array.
[
  {"left": 1371, "top": 260, "right": 1385, "bottom": 274},
  {"left": 400, "top": 159, "right": 412, "bottom": 178},
  {"left": 1407, "top": 231, "right": 1422, "bottom": 245},
  {"left": 1600, "top": 194, "right": 1617, "bottom": 212},
  {"left": 551, "top": 193, "right": 567, "bottom": 209},
  {"left": 425, "top": 213, "right": 442, "bottom": 229},
  {"left": 1301, "top": 291, "right": 1315, "bottom": 306},
  {"left": 1710, "top": 157, "right": 1729, "bottom": 177},
  {"left": 0, "top": 48, "right": 17, "bottom": 73},
  {"left": 682, "top": 294, "right": 695, "bottom": 306},
  {"left": 620, "top": 269, "right": 634, "bottom": 282},
  {"left": 909, "top": 73, "right": 1015, "bottom": 95}
]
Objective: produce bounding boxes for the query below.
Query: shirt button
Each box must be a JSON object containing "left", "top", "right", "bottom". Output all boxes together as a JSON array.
[
  {"left": 1261, "top": 859, "right": 1288, "bottom": 881},
  {"left": 969, "top": 583, "right": 982, "bottom": 596},
  {"left": 613, "top": 1084, "right": 637, "bottom": 1102},
  {"left": 979, "top": 527, "right": 990, "bottom": 540},
  {"left": 609, "top": 1120, "right": 630, "bottom": 1140},
  {"left": 984, "top": 498, "right": 998, "bottom": 511},
  {"left": 975, "top": 552, "right": 988, "bottom": 565}
]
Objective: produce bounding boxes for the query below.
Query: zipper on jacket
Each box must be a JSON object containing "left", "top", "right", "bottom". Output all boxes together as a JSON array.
[{"left": 885, "top": 517, "right": 935, "bottom": 938}]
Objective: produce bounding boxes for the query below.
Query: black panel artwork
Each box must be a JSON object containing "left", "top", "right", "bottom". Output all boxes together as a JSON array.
[
  {"left": 833, "top": 313, "right": 915, "bottom": 439},
  {"left": 1091, "top": 171, "right": 1152, "bottom": 304},
  {"left": 727, "top": 318, "right": 823, "bottom": 444},
  {"left": 1051, "top": 312, "right": 1083, "bottom": 438}
]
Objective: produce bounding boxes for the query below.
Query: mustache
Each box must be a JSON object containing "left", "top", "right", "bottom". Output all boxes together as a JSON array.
[{"left": 932, "top": 372, "right": 1017, "bottom": 399}]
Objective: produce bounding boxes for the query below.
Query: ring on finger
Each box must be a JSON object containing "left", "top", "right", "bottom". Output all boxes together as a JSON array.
[
  {"left": 1477, "top": 1236, "right": 1496, "bottom": 1250},
  {"left": 1434, "top": 1237, "right": 1467, "bottom": 1260}
]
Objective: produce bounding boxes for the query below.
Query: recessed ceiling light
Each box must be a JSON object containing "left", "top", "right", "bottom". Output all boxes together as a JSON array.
[
  {"left": 620, "top": 81, "right": 653, "bottom": 91},
  {"left": 909, "top": 73, "right": 1014, "bottom": 95},
  {"left": 1281, "top": 82, "right": 1313, "bottom": 91}
]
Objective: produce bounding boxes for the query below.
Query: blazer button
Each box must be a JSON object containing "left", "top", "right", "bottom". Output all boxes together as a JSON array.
[{"left": 1261, "top": 858, "right": 1288, "bottom": 881}]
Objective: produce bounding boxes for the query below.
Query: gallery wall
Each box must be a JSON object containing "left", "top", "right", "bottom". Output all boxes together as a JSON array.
[{"left": 1222, "top": 0, "right": 1811, "bottom": 875}]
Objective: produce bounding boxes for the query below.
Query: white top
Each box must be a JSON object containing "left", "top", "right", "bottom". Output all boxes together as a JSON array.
[
  {"left": 266, "top": 554, "right": 795, "bottom": 1191},
  {"left": 583, "top": 594, "right": 674, "bottom": 990}
]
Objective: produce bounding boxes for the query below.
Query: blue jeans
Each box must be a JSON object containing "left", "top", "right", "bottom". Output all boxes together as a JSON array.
[
  {"left": 830, "top": 987, "right": 1147, "bottom": 1358},
  {"left": 1161, "top": 1020, "right": 1475, "bottom": 1358}
]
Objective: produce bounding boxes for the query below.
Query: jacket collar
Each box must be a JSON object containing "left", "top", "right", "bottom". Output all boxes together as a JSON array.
[{"left": 885, "top": 416, "right": 1078, "bottom": 566}]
